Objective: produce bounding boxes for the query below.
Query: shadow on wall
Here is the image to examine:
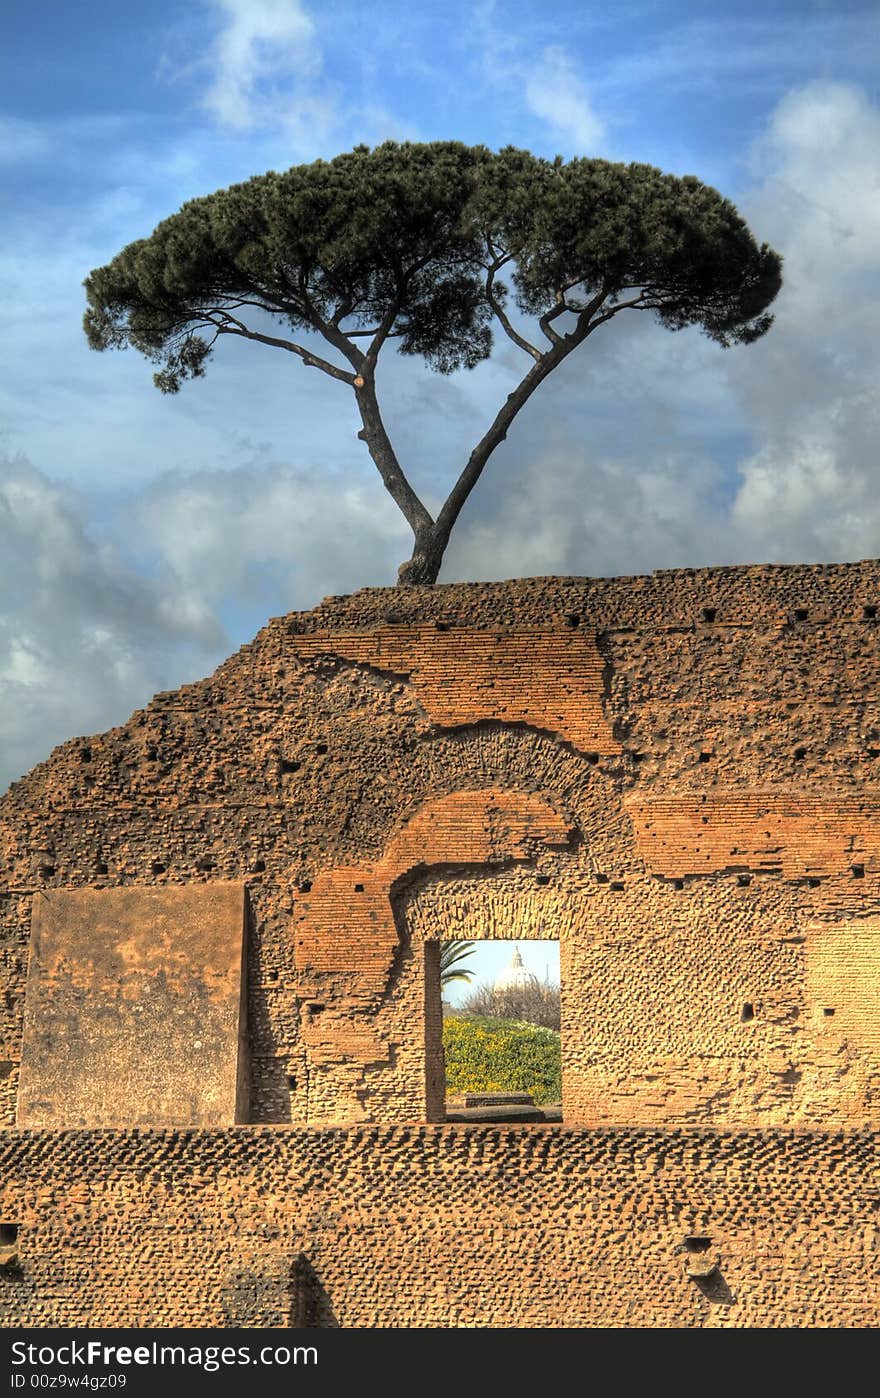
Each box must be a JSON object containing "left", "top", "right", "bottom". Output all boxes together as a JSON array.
[{"left": 220, "top": 1254, "right": 338, "bottom": 1328}]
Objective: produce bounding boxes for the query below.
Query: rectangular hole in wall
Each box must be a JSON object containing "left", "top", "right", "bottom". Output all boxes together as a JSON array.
[
  {"left": 0, "top": 1224, "right": 19, "bottom": 1246},
  {"left": 684, "top": 1235, "right": 712, "bottom": 1253},
  {"left": 432, "top": 938, "right": 562, "bottom": 1125}
]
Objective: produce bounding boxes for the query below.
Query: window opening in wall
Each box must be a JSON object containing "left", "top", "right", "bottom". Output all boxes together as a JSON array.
[{"left": 433, "top": 938, "right": 562, "bottom": 1124}]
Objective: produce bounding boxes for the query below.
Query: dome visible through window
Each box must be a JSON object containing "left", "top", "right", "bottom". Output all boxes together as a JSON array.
[
  {"left": 494, "top": 945, "right": 532, "bottom": 993},
  {"left": 435, "top": 938, "right": 562, "bottom": 1123}
]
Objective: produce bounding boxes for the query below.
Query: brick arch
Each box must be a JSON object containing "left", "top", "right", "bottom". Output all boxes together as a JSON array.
[{"left": 293, "top": 787, "right": 575, "bottom": 1006}]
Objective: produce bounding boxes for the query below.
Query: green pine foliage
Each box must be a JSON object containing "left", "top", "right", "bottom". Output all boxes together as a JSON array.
[
  {"left": 83, "top": 141, "right": 782, "bottom": 584},
  {"left": 443, "top": 1015, "right": 561, "bottom": 1105}
]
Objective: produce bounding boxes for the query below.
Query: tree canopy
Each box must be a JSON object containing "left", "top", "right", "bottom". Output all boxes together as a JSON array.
[{"left": 84, "top": 141, "right": 782, "bottom": 584}]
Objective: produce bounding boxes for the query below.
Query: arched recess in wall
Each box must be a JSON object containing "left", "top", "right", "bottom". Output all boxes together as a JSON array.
[
  {"left": 339, "top": 720, "right": 637, "bottom": 871},
  {"left": 291, "top": 723, "right": 641, "bottom": 1125},
  {"left": 382, "top": 728, "right": 638, "bottom": 1124},
  {"left": 394, "top": 851, "right": 584, "bottom": 1122}
]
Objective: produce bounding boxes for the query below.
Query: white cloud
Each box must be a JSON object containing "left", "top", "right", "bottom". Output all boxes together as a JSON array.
[
  {"left": 0, "top": 456, "right": 225, "bottom": 792},
  {"left": 524, "top": 46, "right": 605, "bottom": 153},
  {"left": 441, "top": 436, "right": 733, "bottom": 584},
  {"left": 133, "top": 459, "right": 409, "bottom": 606},
  {"left": 747, "top": 82, "right": 880, "bottom": 311},
  {"left": 726, "top": 82, "right": 880, "bottom": 560},
  {"left": 201, "top": 0, "right": 327, "bottom": 134}
]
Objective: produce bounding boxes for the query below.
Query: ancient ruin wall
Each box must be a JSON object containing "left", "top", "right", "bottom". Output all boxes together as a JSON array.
[
  {"left": 0, "top": 1125, "right": 877, "bottom": 1329},
  {"left": 3, "top": 562, "right": 880, "bottom": 1131}
]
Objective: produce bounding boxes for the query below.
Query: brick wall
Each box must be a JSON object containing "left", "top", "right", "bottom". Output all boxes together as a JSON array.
[
  {"left": 2, "top": 562, "right": 880, "bottom": 1325},
  {"left": 0, "top": 1126, "right": 877, "bottom": 1329}
]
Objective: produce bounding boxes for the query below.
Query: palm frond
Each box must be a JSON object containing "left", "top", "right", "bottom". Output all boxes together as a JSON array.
[{"left": 440, "top": 939, "right": 476, "bottom": 987}]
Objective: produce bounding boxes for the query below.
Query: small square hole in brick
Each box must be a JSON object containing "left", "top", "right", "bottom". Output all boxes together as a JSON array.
[
  {"left": 0, "top": 1224, "right": 19, "bottom": 1246},
  {"left": 824, "top": 1007, "right": 835, "bottom": 1017},
  {"left": 864, "top": 605, "right": 878, "bottom": 620},
  {"left": 742, "top": 1003, "right": 754, "bottom": 1022},
  {"left": 702, "top": 608, "right": 717, "bottom": 623},
  {"left": 852, "top": 865, "right": 865, "bottom": 878}
]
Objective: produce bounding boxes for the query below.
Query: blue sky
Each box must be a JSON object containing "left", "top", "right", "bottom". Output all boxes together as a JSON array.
[
  {"left": 442, "top": 939, "right": 559, "bottom": 1009},
  {"left": 2, "top": 0, "right": 880, "bottom": 801}
]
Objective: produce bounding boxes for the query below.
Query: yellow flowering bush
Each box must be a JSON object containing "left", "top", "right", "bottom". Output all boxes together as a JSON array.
[{"left": 442, "top": 1015, "right": 561, "bottom": 1105}]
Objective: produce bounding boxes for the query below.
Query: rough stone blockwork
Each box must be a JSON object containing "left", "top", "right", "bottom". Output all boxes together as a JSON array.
[
  {"left": 2, "top": 563, "right": 880, "bottom": 1326},
  {"left": 0, "top": 1127, "right": 877, "bottom": 1329}
]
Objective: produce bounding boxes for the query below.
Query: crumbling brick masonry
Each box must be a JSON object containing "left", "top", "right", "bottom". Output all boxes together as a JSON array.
[{"left": 2, "top": 562, "right": 879, "bottom": 1326}]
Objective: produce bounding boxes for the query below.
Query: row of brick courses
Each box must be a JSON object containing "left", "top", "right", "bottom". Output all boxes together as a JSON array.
[{"left": 1, "top": 1125, "right": 877, "bottom": 1328}]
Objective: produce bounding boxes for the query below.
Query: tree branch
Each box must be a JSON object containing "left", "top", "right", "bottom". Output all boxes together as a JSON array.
[
  {"left": 343, "top": 327, "right": 406, "bottom": 338},
  {"left": 431, "top": 318, "right": 593, "bottom": 554},
  {"left": 538, "top": 296, "right": 567, "bottom": 345},
  {"left": 353, "top": 374, "right": 435, "bottom": 538},
  {"left": 362, "top": 300, "right": 402, "bottom": 374},
  {"left": 207, "top": 311, "right": 356, "bottom": 385},
  {"left": 584, "top": 290, "right": 655, "bottom": 332},
  {"left": 485, "top": 260, "right": 542, "bottom": 360}
]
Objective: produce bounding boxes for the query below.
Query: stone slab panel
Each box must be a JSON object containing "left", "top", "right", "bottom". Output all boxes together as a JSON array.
[{"left": 17, "top": 883, "right": 247, "bottom": 1127}]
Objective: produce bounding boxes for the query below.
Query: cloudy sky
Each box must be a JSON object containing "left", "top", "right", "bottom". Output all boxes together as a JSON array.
[{"left": 2, "top": 0, "right": 879, "bottom": 821}]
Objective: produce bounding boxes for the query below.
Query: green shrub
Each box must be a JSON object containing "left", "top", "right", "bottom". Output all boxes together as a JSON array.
[{"left": 442, "top": 1015, "right": 561, "bottom": 1105}]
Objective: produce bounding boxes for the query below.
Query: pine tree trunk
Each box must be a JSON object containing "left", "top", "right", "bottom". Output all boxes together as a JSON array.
[{"left": 396, "top": 530, "right": 447, "bottom": 586}]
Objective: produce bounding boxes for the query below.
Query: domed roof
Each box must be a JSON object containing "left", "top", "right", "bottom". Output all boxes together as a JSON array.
[{"left": 494, "top": 945, "right": 532, "bottom": 992}]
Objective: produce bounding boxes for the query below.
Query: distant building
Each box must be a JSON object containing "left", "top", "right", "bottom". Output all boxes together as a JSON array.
[{"left": 494, "top": 945, "right": 532, "bottom": 993}]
